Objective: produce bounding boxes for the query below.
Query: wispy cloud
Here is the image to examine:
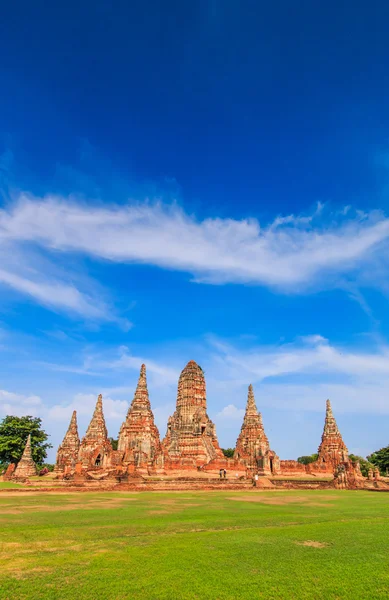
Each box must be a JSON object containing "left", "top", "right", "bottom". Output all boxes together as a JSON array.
[
  {"left": 0, "top": 389, "right": 43, "bottom": 416},
  {"left": 1, "top": 194, "right": 389, "bottom": 296}
]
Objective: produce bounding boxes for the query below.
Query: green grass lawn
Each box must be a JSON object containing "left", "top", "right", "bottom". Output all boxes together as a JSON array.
[{"left": 0, "top": 490, "right": 388, "bottom": 600}]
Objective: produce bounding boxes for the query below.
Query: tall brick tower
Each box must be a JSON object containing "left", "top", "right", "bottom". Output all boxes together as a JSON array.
[{"left": 162, "top": 360, "right": 224, "bottom": 468}]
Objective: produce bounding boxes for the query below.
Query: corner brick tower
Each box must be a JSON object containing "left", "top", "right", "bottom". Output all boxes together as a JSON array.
[
  {"left": 14, "top": 434, "right": 37, "bottom": 478},
  {"left": 55, "top": 411, "right": 80, "bottom": 473},
  {"left": 162, "top": 360, "right": 224, "bottom": 468},
  {"left": 78, "top": 394, "right": 112, "bottom": 469},
  {"left": 118, "top": 364, "right": 161, "bottom": 468},
  {"left": 317, "top": 399, "right": 348, "bottom": 468},
  {"left": 234, "top": 384, "right": 279, "bottom": 475}
]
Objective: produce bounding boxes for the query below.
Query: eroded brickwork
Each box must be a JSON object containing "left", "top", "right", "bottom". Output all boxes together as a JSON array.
[
  {"left": 53, "top": 363, "right": 366, "bottom": 487},
  {"left": 234, "top": 385, "right": 279, "bottom": 475},
  {"left": 55, "top": 411, "right": 80, "bottom": 473},
  {"left": 118, "top": 364, "right": 161, "bottom": 471},
  {"left": 162, "top": 360, "right": 224, "bottom": 468},
  {"left": 78, "top": 394, "right": 112, "bottom": 469},
  {"left": 315, "top": 399, "right": 348, "bottom": 469},
  {"left": 14, "top": 434, "right": 37, "bottom": 479}
]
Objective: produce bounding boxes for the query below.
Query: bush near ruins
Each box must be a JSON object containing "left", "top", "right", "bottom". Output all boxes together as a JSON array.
[
  {"left": 348, "top": 454, "right": 375, "bottom": 477},
  {"left": 222, "top": 448, "right": 235, "bottom": 458},
  {"left": 297, "top": 453, "right": 319, "bottom": 465},
  {"left": 0, "top": 415, "right": 52, "bottom": 466},
  {"left": 109, "top": 437, "right": 118, "bottom": 450},
  {"left": 368, "top": 445, "right": 389, "bottom": 476}
]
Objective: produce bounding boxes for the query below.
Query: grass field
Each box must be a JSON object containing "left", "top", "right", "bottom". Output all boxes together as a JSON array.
[{"left": 0, "top": 490, "right": 388, "bottom": 600}]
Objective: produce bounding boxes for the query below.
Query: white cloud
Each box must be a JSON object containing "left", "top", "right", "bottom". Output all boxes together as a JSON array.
[
  {"left": 216, "top": 404, "right": 245, "bottom": 419},
  {"left": 1, "top": 195, "right": 389, "bottom": 294},
  {"left": 0, "top": 267, "right": 110, "bottom": 320},
  {"left": 0, "top": 389, "right": 43, "bottom": 417},
  {"left": 48, "top": 393, "right": 128, "bottom": 421}
]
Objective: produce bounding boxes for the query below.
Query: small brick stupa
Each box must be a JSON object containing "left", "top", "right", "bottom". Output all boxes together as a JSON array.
[
  {"left": 14, "top": 434, "right": 37, "bottom": 479},
  {"left": 316, "top": 399, "right": 348, "bottom": 469},
  {"left": 78, "top": 394, "right": 112, "bottom": 469},
  {"left": 118, "top": 364, "right": 161, "bottom": 470},
  {"left": 234, "top": 384, "right": 279, "bottom": 475},
  {"left": 55, "top": 411, "right": 80, "bottom": 473},
  {"left": 162, "top": 360, "right": 225, "bottom": 468}
]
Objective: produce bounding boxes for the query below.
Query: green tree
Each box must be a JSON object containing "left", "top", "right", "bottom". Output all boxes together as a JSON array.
[
  {"left": 109, "top": 438, "right": 118, "bottom": 451},
  {"left": 368, "top": 445, "right": 389, "bottom": 476},
  {"left": 297, "top": 453, "right": 319, "bottom": 465},
  {"left": 348, "top": 454, "right": 375, "bottom": 477},
  {"left": 0, "top": 415, "right": 52, "bottom": 466},
  {"left": 222, "top": 448, "right": 234, "bottom": 458}
]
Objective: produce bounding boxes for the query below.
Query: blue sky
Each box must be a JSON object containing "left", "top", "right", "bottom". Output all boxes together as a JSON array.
[{"left": 1, "top": 1, "right": 389, "bottom": 462}]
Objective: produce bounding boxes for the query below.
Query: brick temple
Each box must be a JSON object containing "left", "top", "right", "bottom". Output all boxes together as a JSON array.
[{"left": 50, "top": 359, "right": 363, "bottom": 483}]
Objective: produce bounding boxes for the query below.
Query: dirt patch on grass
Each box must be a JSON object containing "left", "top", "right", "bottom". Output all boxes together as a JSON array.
[
  {"left": 0, "top": 498, "right": 132, "bottom": 514},
  {"left": 227, "top": 494, "right": 333, "bottom": 506},
  {"left": 295, "top": 540, "right": 329, "bottom": 548},
  {"left": 12, "top": 566, "right": 54, "bottom": 580}
]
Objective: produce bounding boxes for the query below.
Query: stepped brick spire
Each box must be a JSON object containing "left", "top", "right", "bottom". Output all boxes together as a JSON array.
[
  {"left": 14, "top": 434, "right": 37, "bottom": 478},
  {"left": 317, "top": 400, "right": 348, "bottom": 467},
  {"left": 234, "top": 385, "right": 279, "bottom": 475},
  {"left": 55, "top": 411, "right": 80, "bottom": 472},
  {"left": 78, "top": 394, "right": 112, "bottom": 468},
  {"left": 162, "top": 360, "right": 224, "bottom": 467},
  {"left": 118, "top": 364, "right": 161, "bottom": 467}
]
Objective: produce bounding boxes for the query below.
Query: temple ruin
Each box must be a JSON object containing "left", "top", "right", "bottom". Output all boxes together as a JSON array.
[{"left": 42, "top": 359, "right": 370, "bottom": 487}]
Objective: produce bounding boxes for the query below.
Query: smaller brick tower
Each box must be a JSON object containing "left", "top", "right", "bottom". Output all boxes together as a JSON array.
[
  {"left": 78, "top": 394, "right": 112, "bottom": 469},
  {"left": 317, "top": 399, "right": 348, "bottom": 469},
  {"left": 14, "top": 434, "right": 37, "bottom": 478},
  {"left": 118, "top": 364, "right": 162, "bottom": 470},
  {"left": 55, "top": 411, "right": 80, "bottom": 473},
  {"left": 234, "top": 384, "right": 279, "bottom": 475}
]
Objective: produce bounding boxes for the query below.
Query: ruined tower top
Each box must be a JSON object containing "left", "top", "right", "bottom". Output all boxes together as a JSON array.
[
  {"left": 127, "top": 363, "right": 151, "bottom": 413},
  {"left": 84, "top": 394, "right": 108, "bottom": 442},
  {"left": 317, "top": 399, "right": 348, "bottom": 466},
  {"left": 60, "top": 411, "right": 80, "bottom": 449},
  {"left": 14, "top": 434, "right": 37, "bottom": 478},
  {"left": 118, "top": 363, "right": 161, "bottom": 462},
  {"left": 322, "top": 399, "right": 341, "bottom": 437},
  {"left": 237, "top": 385, "right": 269, "bottom": 445},
  {"left": 176, "top": 360, "right": 207, "bottom": 417},
  {"left": 55, "top": 411, "right": 80, "bottom": 472}
]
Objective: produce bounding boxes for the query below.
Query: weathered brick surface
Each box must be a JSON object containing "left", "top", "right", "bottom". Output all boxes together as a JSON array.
[
  {"left": 55, "top": 411, "right": 80, "bottom": 473},
  {"left": 14, "top": 434, "right": 37, "bottom": 479},
  {"left": 118, "top": 364, "right": 161, "bottom": 470},
  {"left": 161, "top": 361, "right": 225, "bottom": 469},
  {"left": 234, "top": 385, "right": 280, "bottom": 475},
  {"left": 311, "top": 399, "right": 348, "bottom": 473},
  {"left": 78, "top": 394, "right": 113, "bottom": 469},
  {"left": 53, "top": 364, "right": 370, "bottom": 489}
]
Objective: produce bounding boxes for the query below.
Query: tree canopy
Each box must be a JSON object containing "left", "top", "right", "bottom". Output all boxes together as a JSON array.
[
  {"left": 0, "top": 415, "right": 52, "bottom": 466},
  {"left": 297, "top": 454, "right": 318, "bottom": 465},
  {"left": 109, "top": 438, "right": 118, "bottom": 451},
  {"left": 222, "top": 448, "right": 235, "bottom": 458},
  {"left": 368, "top": 445, "right": 389, "bottom": 476},
  {"left": 348, "top": 454, "right": 375, "bottom": 478}
]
